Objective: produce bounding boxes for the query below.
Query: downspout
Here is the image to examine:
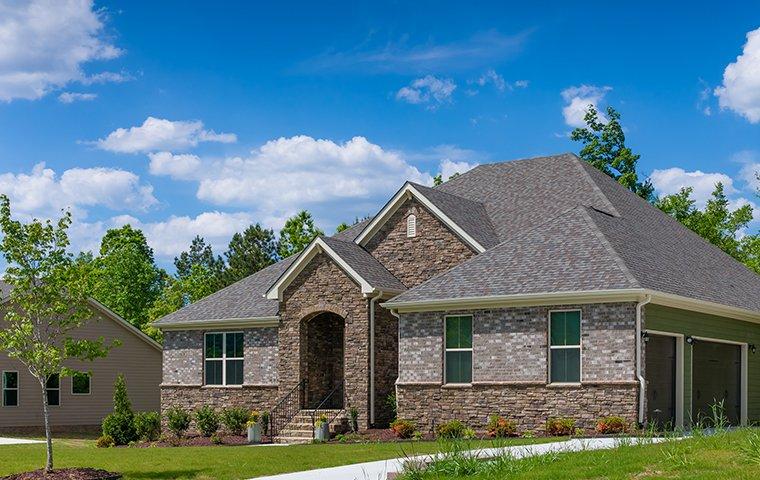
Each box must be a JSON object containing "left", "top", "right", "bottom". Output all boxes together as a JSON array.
[
  {"left": 369, "top": 290, "right": 384, "bottom": 427},
  {"left": 636, "top": 294, "right": 652, "bottom": 426}
]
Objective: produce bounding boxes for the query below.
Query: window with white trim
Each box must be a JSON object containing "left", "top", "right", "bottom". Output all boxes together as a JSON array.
[
  {"left": 46, "top": 374, "right": 60, "bottom": 406},
  {"left": 549, "top": 310, "right": 581, "bottom": 383},
  {"left": 2, "top": 371, "right": 18, "bottom": 407},
  {"left": 444, "top": 315, "right": 472, "bottom": 384},
  {"left": 205, "top": 332, "right": 244, "bottom": 386},
  {"left": 406, "top": 214, "right": 417, "bottom": 238},
  {"left": 72, "top": 372, "right": 91, "bottom": 395}
]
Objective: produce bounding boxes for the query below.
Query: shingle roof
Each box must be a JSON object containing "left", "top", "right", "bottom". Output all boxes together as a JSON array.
[
  {"left": 0, "top": 280, "right": 11, "bottom": 301},
  {"left": 320, "top": 236, "right": 405, "bottom": 292},
  {"left": 332, "top": 218, "right": 372, "bottom": 241}
]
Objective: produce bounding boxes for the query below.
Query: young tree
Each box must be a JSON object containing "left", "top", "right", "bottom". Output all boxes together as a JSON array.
[
  {"left": 571, "top": 105, "right": 654, "bottom": 201},
  {"left": 278, "top": 210, "right": 324, "bottom": 258},
  {"left": 0, "top": 195, "right": 113, "bottom": 471},
  {"left": 222, "top": 224, "right": 278, "bottom": 285}
]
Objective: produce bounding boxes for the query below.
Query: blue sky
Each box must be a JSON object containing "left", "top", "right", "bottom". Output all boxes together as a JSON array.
[{"left": 1, "top": 1, "right": 760, "bottom": 269}]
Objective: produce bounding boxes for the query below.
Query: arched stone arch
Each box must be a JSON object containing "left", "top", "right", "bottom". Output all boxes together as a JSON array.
[
  {"left": 299, "top": 309, "right": 346, "bottom": 408},
  {"left": 296, "top": 304, "right": 350, "bottom": 324}
]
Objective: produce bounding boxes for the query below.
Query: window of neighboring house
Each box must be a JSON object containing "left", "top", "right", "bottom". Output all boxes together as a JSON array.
[
  {"left": 2, "top": 371, "right": 18, "bottom": 407},
  {"left": 205, "top": 332, "right": 244, "bottom": 386},
  {"left": 444, "top": 315, "right": 473, "bottom": 384},
  {"left": 549, "top": 310, "right": 582, "bottom": 383},
  {"left": 46, "top": 374, "right": 60, "bottom": 406},
  {"left": 407, "top": 214, "right": 417, "bottom": 238},
  {"left": 72, "top": 372, "right": 91, "bottom": 395}
]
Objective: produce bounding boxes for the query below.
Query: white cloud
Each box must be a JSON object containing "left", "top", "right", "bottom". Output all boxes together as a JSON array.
[
  {"left": 715, "top": 27, "right": 760, "bottom": 123},
  {"left": 396, "top": 75, "right": 456, "bottom": 107},
  {"left": 560, "top": 85, "right": 612, "bottom": 128},
  {"left": 0, "top": 0, "right": 122, "bottom": 102},
  {"left": 0, "top": 163, "right": 157, "bottom": 219},
  {"left": 514, "top": 80, "right": 529, "bottom": 88},
  {"left": 650, "top": 167, "right": 737, "bottom": 206},
  {"left": 476, "top": 69, "right": 506, "bottom": 91},
  {"left": 148, "top": 151, "right": 202, "bottom": 180},
  {"left": 93, "top": 117, "right": 237, "bottom": 153},
  {"left": 732, "top": 150, "right": 760, "bottom": 192},
  {"left": 440, "top": 159, "right": 477, "bottom": 179},
  {"left": 58, "top": 91, "right": 96, "bottom": 103},
  {"left": 80, "top": 71, "right": 132, "bottom": 85}
]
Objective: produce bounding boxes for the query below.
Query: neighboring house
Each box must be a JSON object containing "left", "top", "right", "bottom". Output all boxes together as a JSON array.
[
  {"left": 155, "top": 153, "right": 760, "bottom": 442},
  {"left": 0, "top": 281, "right": 162, "bottom": 432}
]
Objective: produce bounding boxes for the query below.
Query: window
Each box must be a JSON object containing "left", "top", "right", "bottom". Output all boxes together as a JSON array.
[
  {"left": 549, "top": 310, "right": 581, "bottom": 383},
  {"left": 406, "top": 214, "right": 417, "bottom": 238},
  {"left": 46, "top": 374, "right": 60, "bottom": 406},
  {"left": 2, "top": 371, "right": 18, "bottom": 407},
  {"left": 205, "top": 332, "right": 244, "bottom": 386},
  {"left": 445, "top": 315, "right": 472, "bottom": 384},
  {"left": 72, "top": 372, "right": 91, "bottom": 395}
]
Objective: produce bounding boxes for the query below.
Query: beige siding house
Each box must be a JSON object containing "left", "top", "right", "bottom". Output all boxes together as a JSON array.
[{"left": 1, "top": 284, "right": 162, "bottom": 432}]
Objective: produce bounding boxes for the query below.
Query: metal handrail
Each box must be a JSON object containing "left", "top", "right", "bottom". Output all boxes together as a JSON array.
[
  {"left": 310, "top": 380, "right": 347, "bottom": 439},
  {"left": 269, "top": 379, "right": 306, "bottom": 440}
]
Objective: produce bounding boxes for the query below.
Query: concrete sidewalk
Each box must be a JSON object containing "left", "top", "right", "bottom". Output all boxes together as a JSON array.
[
  {"left": 0, "top": 437, "right": 44, "bottom": 445},
  {"left": 251, "top": 436, "right": 672, "bottom": 480}
]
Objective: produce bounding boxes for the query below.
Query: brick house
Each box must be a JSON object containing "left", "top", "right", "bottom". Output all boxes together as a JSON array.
[{"left": 155, "top": 153, "right": 760, "bottom": 442}]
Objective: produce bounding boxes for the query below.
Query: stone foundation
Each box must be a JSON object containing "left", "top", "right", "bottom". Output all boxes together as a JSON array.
[{"left": 396, "top": 382, "right": 638, "bottom": 433}]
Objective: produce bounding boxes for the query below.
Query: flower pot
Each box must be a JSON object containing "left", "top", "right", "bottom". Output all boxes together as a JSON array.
[
  {"left": 247, "top": 424, "right": 262, "bottom": 444},
  {"left": 314, "top": 423, "right": 329, "bottom": 441}
]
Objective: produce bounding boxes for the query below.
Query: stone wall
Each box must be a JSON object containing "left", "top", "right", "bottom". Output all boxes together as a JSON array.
[
  {"left": 305, "top": 312, "right": 344, "bottom": 408},
  {"left": 374, "top": 305, "right": 399, "bottom": 427},
  {"left": 365, "top": 197, "right": 476, "bottom": 288}
]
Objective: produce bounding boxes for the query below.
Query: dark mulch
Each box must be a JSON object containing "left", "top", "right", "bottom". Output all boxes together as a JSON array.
[
  {"left": 131, "top": 434, "right": 259, "bottom": 448},
  {"left": 330, "top": 428, "right": 436, "bottom": 443},
  {"left": 2, "top": 468, "right": 121, "bottom": 480}
]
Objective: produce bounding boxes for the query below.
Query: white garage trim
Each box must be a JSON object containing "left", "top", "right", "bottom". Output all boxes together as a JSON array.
[{"left": 645, "top": 330, "right": 684, "bottom": 429}]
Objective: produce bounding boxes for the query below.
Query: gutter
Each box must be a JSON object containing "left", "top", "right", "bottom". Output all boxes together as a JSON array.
[{"left": 635, "top": 294, "right": 652, "bottom": 425}]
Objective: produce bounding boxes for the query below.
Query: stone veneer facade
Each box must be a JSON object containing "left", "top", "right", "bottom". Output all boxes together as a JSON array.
[{"left": 396, "top": 302, "right": 639, "bottom": 432}]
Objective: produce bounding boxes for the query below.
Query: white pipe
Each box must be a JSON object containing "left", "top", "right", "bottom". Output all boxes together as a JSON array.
[
  {"left": 369, "top": 290, "right": 383, "bottom": 426},
  {"left": 636, "top": 294, "right": 652, "bottom": 425}
]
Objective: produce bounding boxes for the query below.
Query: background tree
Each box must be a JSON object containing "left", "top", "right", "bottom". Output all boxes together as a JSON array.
[
  {"left": 91, "top": 225, "right": 164, "bottom": 334},
  {"left": 222, "top": 224, "right": 278, "bottom": 286},
  {"left": 0, "top": 195, "right": 113, "bottom": 471},
  {"left": 174, "top": 236, "right": 224, "bottom": 282},
  {"left": 571, "top": 105, "right": 654, "bottom": 201},
  {"left": 277, "top": 210, "right": 323, "bottom": 258}
]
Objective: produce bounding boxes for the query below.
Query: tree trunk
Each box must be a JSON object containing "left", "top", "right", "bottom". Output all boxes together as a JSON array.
[{"left": 40, "top": 378, "right": 53, "bottom": 472}]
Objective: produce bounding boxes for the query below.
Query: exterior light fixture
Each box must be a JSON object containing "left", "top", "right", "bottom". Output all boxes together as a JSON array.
[
  {"left": 750, "top": 344, "right": 757, "bottom": 354},
  {"left": 641, "top": 331, "right": 649, "bottom": 343},
  {"left": 685, "top": 336, "right": 694, "bottom": 345}
]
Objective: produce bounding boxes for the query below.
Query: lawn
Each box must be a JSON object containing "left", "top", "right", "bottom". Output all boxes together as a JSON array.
[
  {"left": 398, "top": 428, "right": 760, "bottom": 479},
  {"left": 0, "top": 436, "right": 549, "bottom": 479}
]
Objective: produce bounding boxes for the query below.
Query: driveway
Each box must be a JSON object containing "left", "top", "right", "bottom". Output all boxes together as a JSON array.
[{"left": 0, "top": 437, "right": 44, "bottom": 445}]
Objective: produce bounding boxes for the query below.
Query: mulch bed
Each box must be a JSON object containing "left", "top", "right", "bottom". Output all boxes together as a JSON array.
[
  {"left": 2, "top": 468, "right": 121, "bottom": 480},
  {"left": 131, "top": 433, "right": 264, "bottom": 447},
  {"left": 329, "top": 428, "right": 436, "bottom": 443}
]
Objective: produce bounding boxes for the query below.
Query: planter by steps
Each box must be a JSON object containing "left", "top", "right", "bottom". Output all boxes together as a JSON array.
[
  {"left": 314, "top": 422, "right": 329, "bottom": 441},
  {"left": 247, "top": 423, "right": 262, "bottom": 444}
]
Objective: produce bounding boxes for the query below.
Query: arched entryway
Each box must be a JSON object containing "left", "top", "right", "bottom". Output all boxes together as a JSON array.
[{"left": 302, "top": 311, "right": 345, "bottom": 408}]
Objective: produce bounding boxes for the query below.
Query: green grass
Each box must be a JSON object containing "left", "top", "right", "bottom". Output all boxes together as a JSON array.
[
  {"left": 398, "top": 429, "right": 760, "bottom": 479},
  {"left": 0, "top": 436, "right": 549, "bottom": 479}
]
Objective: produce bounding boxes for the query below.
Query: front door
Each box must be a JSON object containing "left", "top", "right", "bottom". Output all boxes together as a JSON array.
[{"left": 646, "top": 334, "right": 676, "bottom": 428}]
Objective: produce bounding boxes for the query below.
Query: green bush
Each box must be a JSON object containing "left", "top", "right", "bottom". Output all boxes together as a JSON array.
[
  {"left": 135, "top": 411, "right": 161, "bottom": 441},
  {"left": 260, "top": 410, "right": 270, "bottom": 435},
  {"left": 436, "top": 420, "right": 468, "bottom": 439},
  {"left": 486, "top": 414, "right": 518, "bottom": 438},
  {"left": 545, "top": 417, "right": 576, "bottom": 436},
  {"left": 95, "top": 434, "right": 115, "bottom": 448},
  {"left": 101, "top": 374, "right": 137, "bottom": 445},
  {"left": 221, "top": 407, "right": 249, "bottom": 436},
  {"left": 195, "top": 406, "right": 220, "bottom": 437},
  {"left": 390, "top": 418, "right": 416, "bottom": 439},
  {"left": 596, "top": 416, "right": 629, "bottom": 434},
  {"left": 166, "top": 406, "right": 191, "bottom": 438}
]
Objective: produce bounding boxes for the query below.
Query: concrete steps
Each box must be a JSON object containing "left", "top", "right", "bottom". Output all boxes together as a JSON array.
[{"left": 273, "top": 409, "right": 347, "bottom": 444}]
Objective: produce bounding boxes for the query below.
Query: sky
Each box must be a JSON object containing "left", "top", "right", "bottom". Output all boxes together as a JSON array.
[{"left": 1, "top": 0, "right": 760, "bottom": 270}]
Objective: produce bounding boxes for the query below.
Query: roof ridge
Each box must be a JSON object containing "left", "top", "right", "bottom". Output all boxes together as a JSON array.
[
  {"left": 578, "top": 207, "right": 641, "bottom": 288},
  {"left": 570, "top": 155, "right": 620, "bottom": 217}
]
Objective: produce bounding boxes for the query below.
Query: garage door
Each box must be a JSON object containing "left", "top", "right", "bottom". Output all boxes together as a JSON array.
[
  {"left": 692, "top": 340, "right": 741, "bottom": 426},
  {"left": 646, "top": 334, "right": 676, "bottom": 428}
]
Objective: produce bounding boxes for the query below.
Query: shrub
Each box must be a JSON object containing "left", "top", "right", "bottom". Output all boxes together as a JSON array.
[
  {"left": 436, "top": 420, "right": 468, "bottom": 439},
  {"left": 210, "top": 433, "right": 223, "bottom": 445},
  {"left": 348, "top": 406, "right": 359, "bottom": 433},
  {"left": 134, "top": 411, "right": 161, "bottom": 441},
  {"left": 166, "top": 406, "right": 191, "bottom": 438},
  {"left": 195, "top": 406, "right": 220, "bottom": 437},
  {"left": 221, "top": 407, "right": 249, "bottom": 435},
  {"left": 385, "top": 393, "right": 397, "bottom": 420},
  {"left": 95, "top": 434, "right": 115, "bottom": 448},
  {"left": 390, "top": 418, "right": 416, "bottom": 439},
  {"left": 486, "top": 414, "right": 518, "bottom": 438},
  {"left": 545, "top": 417, "right": 576, "bottom": 436},
  {"left": 596, "top": 416, "right": 629, "bottom": 435},
  {"left": 101, "top": 374, "right": 137, "bottom": 445},
  {"left": 260, "top": 410, "right": 270, "bottom": 435}
]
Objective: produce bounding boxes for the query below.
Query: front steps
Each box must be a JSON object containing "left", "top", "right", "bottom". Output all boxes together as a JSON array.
[{"left": 273, "top": 409, "right": 347, "bottom": 444}]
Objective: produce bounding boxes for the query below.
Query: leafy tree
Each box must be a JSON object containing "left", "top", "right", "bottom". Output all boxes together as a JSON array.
[
  {"left": 571, "top": 105, "right": 654, "bottom": 201},
  {"left": 336, "top": 222, "right": 350, "bottom": 233},
  {"left": 91, "top": 225, "right": 164, "bottom": 332},
  {"left": 433, "top": 174, "right": 443, "bottom": 186},
  {"left": 174, "top": 235, "right": 224, "bottom": 281},
  {"left": 335, "top": 215, "right": 371, "bottom": 234},
  {"left": 222, "top": 224, "right": 278, "bottom": 285},
  {"left": 0, "top": 195, "right": 113, "bottom": 471},
  {"left": 278, "top": 211, "right": 323, "bottom": 258}
]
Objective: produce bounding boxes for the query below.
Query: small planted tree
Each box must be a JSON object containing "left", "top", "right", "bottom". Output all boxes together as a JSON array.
[
  {"left": 101, "top": 374, "right": 137, "bottom": 445},
  {"left": 0, "top": 195, "right": 113, "bottom": 471}
]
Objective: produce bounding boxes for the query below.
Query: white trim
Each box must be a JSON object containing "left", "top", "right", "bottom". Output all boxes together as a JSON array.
[
  {"left": 644, "top": 330, "right": 685, "bottom": 429},
  {"left": 443, "top": 314, "right": 474, "bottom": 385},
  {"left": 158, "top": 317, "right": 280, "bottom": 331},
  {"left": 71, "top": 371, "right": 91, "bottom": 396},
  {"left": 548, "top": 309, "right": 582, "bottom": 385},
  {"left": 689, "top": 335, "right": 748, "bottom": 427},
  {"left": 203, "top": 331, "right": 245, "bottom": 387},
  {"left": 354, "top": 183, "right": 486, "bottom": 253},
  {"left": 2, "top": 371, "right": 19, "bottom": 408}
]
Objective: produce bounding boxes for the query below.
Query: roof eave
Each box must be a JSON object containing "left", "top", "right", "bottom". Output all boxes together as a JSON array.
[{"left": 156, "top": 316, "right": 280, "bottom": 331}]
